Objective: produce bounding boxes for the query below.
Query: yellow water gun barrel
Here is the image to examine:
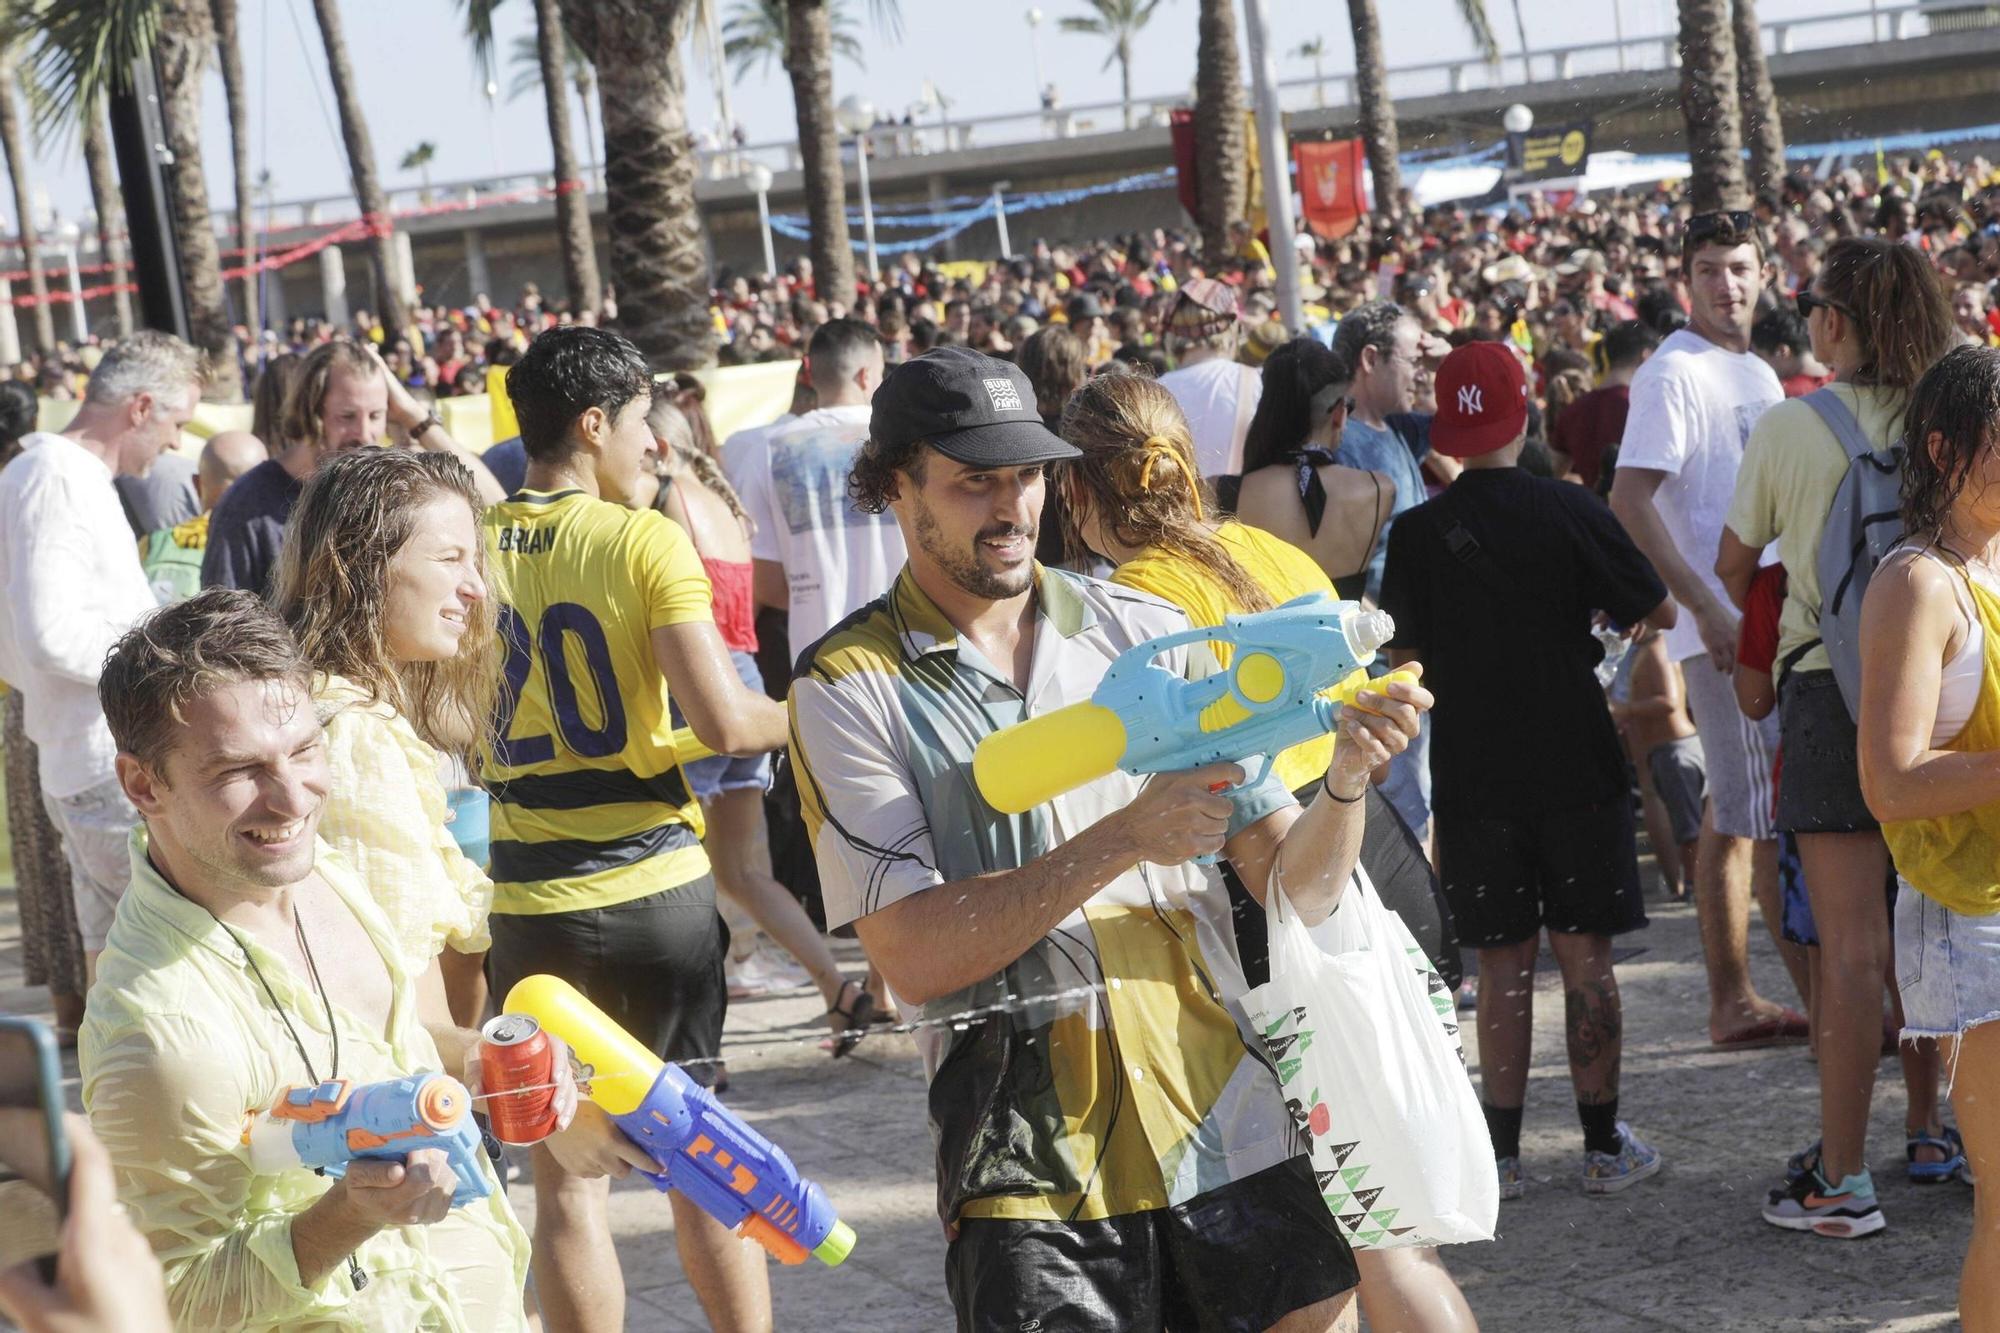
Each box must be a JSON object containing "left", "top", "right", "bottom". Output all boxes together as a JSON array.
[
  {"left": 503, "top": 974, "right": 660, "bottom": 1116},
  {"left": 972, "top": 701, "right": 1131, "bottom": 815}
]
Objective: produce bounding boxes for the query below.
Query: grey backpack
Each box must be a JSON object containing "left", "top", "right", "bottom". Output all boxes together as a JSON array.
[{"left": 1804, "top": 387, "right": 1903, "bottom": 720}]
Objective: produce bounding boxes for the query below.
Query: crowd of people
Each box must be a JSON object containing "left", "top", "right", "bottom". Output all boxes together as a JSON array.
[{"left": 2, "top": 147, "right": 2000, "bottom": 1332}]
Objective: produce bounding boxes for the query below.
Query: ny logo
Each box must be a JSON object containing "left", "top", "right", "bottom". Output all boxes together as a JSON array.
[{"left": 1457, "top": 384, "right": 1484, "bottom": 415}]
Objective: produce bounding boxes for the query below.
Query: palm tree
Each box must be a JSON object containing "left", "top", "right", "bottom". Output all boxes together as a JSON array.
[
  {"left": 785, "top": 1, "right": 854, "bottom": 303},
  {"left": 1733, "top": 0, "right": 1785, "bottom": 196},
  {"left": 0, "top": 47, "right": 54, "bottom": 355},
  {"left": 1677, "top": 0, "right": 1747, "bottom": 211},
  {"left": 1193, "top": 0, "right": 1247, "bottom": 257},
  {"left": 1291, "top": 35, "right": 1327, "bottom": 108},
  {"left": 18, "top": 0, "right": 241, "bottom": 398},
  {"left": 503, "top": 27, "right": 596, "bottom": 189},
  {"left": 78, "top": 104, "right": 134, "bottom": 336},
  {"left": 308, "top": 0, "right": 409, "bottom": 337},
  {"left": 1060, "top": 0, "right": 1165, "bottom": 132},
  {"left": 210, "top": 0, "right": 256, "bottom": 334},
  {"left": 401, "top": 141, "right": 437, "bottom": 201},
  {"left": 1349, "top": 0, "right": 1498, "bottom": 219},
  {"left": 723, "top": 0, "right": 863, "bottom": 79},
  {"left": 560, "top": 0, "right": 713, "bottom": 368},
  {"left": 463, "top": 0, "right": 603, "bottom": 318}
]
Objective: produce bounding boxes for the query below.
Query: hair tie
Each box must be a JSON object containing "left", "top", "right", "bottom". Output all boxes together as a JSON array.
[{"left": 1136, "top": 435, "right": 1204, "bottom": 520}]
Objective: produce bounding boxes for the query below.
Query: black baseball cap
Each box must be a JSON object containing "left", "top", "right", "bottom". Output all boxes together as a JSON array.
[{"left": 870, "top": 345, "right": 1082, "bottom": 468}]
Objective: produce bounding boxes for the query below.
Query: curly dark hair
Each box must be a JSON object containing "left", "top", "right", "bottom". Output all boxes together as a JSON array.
[
  {"left": 1901, "top": 344, "right": 2000, "bottom": 539},
  {"left": 848, "top": 434, "right": 928, "bottom": 514}
]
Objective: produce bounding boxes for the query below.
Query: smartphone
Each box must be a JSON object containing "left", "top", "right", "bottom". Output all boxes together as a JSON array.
[{"left": 0, "top": 1018, "right": 71, "bottom": 1282}]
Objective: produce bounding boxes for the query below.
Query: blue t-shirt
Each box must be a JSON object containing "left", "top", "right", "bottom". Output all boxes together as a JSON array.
[
  {"left": 1334, "top": 416, "right": 1430, "bottom": 603},
  {"left": 482, "top": 437, "right": 527, "bottom": 496},
  {"left": 200, "top": 458, "right": 302, "bottom": 597}
]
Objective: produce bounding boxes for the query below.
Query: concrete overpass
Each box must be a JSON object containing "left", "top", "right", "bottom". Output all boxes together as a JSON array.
[{"left": 16, "top": 0, "right": 2000, "bottom": 344}]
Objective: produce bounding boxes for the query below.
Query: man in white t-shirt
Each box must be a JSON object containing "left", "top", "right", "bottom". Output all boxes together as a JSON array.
[
  {"left": 1610, "top": 211, "right": 1809, "bottom": 1050},
  {"left": 1157, "top": 278, "right": 1263, "bottom": 480},
  {"left": 736, "top": 317, "right": 907, "bottom": 663},
  {"left": 0, "top": 331, "right": 205, "bottom": 979}
]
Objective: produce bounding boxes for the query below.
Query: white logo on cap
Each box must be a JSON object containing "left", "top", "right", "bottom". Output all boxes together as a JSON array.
[
  {"left": 1457, "top": 384, "right": 1484, "bottom": 415},
  {"left": 983, "top": 377, "right": 1024, "bottom": 413}
]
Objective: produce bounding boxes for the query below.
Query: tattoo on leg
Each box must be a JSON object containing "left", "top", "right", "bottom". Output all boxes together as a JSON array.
[{"left": 1565, "top": 976, "right": 1623, "bottom": 1096}]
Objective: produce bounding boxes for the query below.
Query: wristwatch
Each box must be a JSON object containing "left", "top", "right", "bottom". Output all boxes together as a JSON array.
[{"left": 407, "top": 412, "right": 443, "bottom": 440}]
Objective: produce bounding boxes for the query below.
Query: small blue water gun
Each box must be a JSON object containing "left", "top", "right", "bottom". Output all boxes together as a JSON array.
[
  {"left": 973, "top": 592, "right": 1417, "bottom": 814},
  {"left": 242, "top": 1074, "right": 492, "bottom": 1207}
]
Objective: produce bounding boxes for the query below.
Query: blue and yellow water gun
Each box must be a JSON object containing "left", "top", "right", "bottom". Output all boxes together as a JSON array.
[
  {"left": 505, "top": 975, "right": 856, "bottom": 1267},
  {"left": 242, "top": 1073, "right": 492, "bottom": 1207},
  {"left": 973, "top": 592, "right": 1417, "bottom": 814}
]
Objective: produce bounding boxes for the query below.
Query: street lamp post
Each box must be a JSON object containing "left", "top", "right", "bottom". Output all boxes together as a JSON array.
[
  {"left": 991, "top": 180, "right": 1013, "bottom": 260},
  {"left": 836, "top": 95, "right": 880, "bottom": 283},
  {"left": 1501, "top": 103, "right": 1534, "bottom": 205},
  {"left": 746, "top": 163, "right": 776, "bottom": 278},
  {"left": 1026, "top": 9, "right": 1045, "bottom": 105},
  {"left": 57, "top": 222, "right": 84, "bottom": 344}
]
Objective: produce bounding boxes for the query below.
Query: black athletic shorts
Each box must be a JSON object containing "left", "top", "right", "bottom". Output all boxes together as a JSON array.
[
  {"left": 1775, "top": 668, "right": 1878, "bottom": 834},
  {"left": 944, "top": 1156, "right": 1358, "bottom": 1333},
  {"left": 1437, "top": 799, "right": 1648, "bottom": 947},
  {"left": 487, "top": 874, "right": 728, "bottom": 1080}
]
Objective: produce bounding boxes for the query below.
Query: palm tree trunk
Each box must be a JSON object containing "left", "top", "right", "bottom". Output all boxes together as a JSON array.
[
  {"left": 1732, "top": 0, "right": 1786, "bottom": 196},
  {"left": 534, "top": 0, "right": 602, "bottom": 316},
  {"left": 1347, "top": 0, "right": 1401, "bottom": 219},
  {"left": 564, "top": 0, "right": 714, "bottom": 369},
  {"left": 786, "top": 0, "right": 855, "bottom": 304},
  {"left": 1193, "top": 0, "right": 1247, "bottom": 257},
  {"left": 1676, "top": 0, "right": 1747, "bottom": 212},
  {"left": 576, "top": 71, "right": 598, "bottom": 191},
  {"left": 210, "top": 0, "right": 258, "bottom": 335},
  {"left": 309, "top": 0, "right": 408, "bottom": 336},
  {"left": 158, "top": 0, "right": 243, "bottom": 400},
  {"left": 80, "top": 105, "right": 134, "bottom": 337},
  {"left": 0, "top": 54, "right": 54, "bottom": 355},
  {"left": 1119, "top": 38, "right": 1134, "bottom": 131}
]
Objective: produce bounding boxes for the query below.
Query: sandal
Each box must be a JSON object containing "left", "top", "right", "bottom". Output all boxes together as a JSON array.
[
  {"left": 1907, "top": 1125, "right": 1967, "bottom": 1184},
  {"left": 825, "top": 979, "right": 877, "bottom": 1059}
]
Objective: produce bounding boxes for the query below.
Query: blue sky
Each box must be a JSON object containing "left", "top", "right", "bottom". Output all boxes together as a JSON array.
[{"left": 18, "top": 0, "right": 1852, "bottom": 230}]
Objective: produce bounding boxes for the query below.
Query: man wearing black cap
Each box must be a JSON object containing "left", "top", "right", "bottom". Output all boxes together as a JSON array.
[{"left": 789, "top": 344, "right": 1433, "bottom": 1329}]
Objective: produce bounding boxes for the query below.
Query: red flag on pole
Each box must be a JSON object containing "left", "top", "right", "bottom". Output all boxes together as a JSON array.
[
  {"left": 1170, "top": 108, "right": 1201, "bottom": 219},
  {"left": 1295, "top": 138, "right": 1366, "bottom": 240}
]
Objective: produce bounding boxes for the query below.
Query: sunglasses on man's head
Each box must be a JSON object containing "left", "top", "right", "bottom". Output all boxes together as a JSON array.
[{"left": 1685, "top": 210, "right": 1757, "bottom": 244}]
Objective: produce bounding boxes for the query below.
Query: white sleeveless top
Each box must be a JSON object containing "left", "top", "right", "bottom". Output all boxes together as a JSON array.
[{"left": 1890, "top": 544, "right": 1987, "bottom": 747}]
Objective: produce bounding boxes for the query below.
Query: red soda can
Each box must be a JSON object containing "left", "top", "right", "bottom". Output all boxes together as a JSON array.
[{"left": 479, "top": 1014, "right": 560, "bottom": 1145}]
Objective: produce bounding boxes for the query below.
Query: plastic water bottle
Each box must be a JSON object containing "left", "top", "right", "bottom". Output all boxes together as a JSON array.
[{"left": 1593, "top": 624, "right": 1631, "bottom": 690}]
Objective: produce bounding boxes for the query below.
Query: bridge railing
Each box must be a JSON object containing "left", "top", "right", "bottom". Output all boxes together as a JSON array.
[{"left": 232, "top": 1, "right": 1946, "bottom": 235}]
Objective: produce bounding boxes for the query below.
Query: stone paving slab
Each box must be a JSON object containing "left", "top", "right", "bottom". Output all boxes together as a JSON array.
[{"left": 0, "top": 858, "right": 1968, "bottom": 1331}]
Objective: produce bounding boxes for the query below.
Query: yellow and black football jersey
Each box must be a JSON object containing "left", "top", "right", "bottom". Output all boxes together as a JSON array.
[{"left": 480, "top": 488, "right": 715, "bottom": 914}]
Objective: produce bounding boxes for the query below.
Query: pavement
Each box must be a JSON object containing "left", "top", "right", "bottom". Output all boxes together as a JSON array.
[{"left": 0, "top": 850, "right": 1969, "bottom": 1331}]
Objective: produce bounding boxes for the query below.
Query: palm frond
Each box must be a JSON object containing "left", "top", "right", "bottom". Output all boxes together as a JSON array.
[
  {"left": 1058, "top": 16, "right": 1104, "bottom": 36},
  {"left": 1455, "top": 0, "right": 1502, "bottom": 65},
  {"left": 10, "top": 0, "right": 161, "bottom": 136},
  {"left": 457, "top": 0, "right": 507, "bottom": 88},
  {"left": 862, "top": 0, "right": 902, "bottom": 43}
]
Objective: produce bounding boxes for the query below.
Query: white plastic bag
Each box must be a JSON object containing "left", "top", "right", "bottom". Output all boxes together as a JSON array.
[{"left": 1244, "top": 867, "right": 1497, "bottom": 1249}]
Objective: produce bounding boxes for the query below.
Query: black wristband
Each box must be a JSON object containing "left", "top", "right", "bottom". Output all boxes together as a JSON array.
[{"left": 1321, "top": 771, "right": 1366, "bottom": 804}]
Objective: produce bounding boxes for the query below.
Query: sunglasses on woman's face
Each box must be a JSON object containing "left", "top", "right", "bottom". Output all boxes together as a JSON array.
[{"left": 1796, "top": 291, "right": 1849, "bottom": 319}]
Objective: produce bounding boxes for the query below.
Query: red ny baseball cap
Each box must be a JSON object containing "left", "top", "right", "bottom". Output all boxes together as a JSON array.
[{"left": 1432, "top": 341, "right": 1529, "bottom": 458}]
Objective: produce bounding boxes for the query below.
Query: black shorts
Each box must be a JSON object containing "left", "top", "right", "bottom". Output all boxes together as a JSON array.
[
  {"left": 1775, "top": 668, "right": 1878, "bottom": 834},
  {"left": 1438, "top": 799, "right": 1648, "bottom": 947},
  {"left": 944, "top": 1156, "right": 1357, "bottom": 1333},
  {"left": 487, "top": 874, "right": 728, "bottom": 1078}
]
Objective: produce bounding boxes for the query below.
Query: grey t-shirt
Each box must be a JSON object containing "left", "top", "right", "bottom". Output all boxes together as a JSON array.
[{"left": 114, "top": 453, "right": 199, "bottom": 538}]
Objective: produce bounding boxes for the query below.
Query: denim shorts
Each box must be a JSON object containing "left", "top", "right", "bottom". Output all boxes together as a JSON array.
[
  {"left": 670, "top": 649, "right": 773, "bottom": 800},
  {"left": 42, "top": 778, "right": 139, "bottom": 951},
  {"left": 1895, "top": 879, "right": 2000, "bottom": 1041}
]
